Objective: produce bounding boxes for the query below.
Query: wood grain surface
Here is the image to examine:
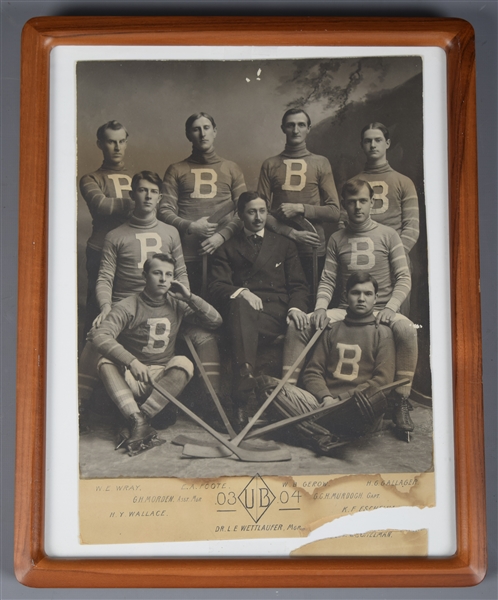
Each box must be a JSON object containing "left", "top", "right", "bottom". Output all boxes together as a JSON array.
[{"left": 14, "top": 16, "right": 486, "bottom": 588}]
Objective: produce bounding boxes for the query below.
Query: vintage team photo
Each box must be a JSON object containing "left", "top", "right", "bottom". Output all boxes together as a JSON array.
[{"left": 76, "top": 55, "right": 433, "bottom": 480}]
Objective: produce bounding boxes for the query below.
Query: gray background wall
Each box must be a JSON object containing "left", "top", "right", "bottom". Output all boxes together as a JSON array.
[{"left": 1, "top": 1, "right": 496, "bottom": 599}]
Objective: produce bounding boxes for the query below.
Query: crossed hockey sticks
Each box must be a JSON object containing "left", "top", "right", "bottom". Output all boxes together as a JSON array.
[
  {"left": 150, "top": 380, "right": 291, "bottom": 462},
  {"left": 172, "top": 335, "right": 282, "bottom": 457},
  {"left": 180, "top": 319, "right": 329, "bottom": 459}
]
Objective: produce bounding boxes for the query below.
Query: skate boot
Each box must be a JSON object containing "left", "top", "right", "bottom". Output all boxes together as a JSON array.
[
  {"left": 123, "top": 411, "right": 159, "bottom": 456},
  {"left": 391, "top": 394, "right": 414, "bottom": 443}
]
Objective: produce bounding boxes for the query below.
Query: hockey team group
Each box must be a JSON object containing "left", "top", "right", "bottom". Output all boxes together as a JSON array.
[{"left": 78, "top": 108, "right": 422, "bottom": 459}]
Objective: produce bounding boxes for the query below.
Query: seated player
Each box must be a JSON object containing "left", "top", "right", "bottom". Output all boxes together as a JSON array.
[
  {"left": 283, "top": 178, "right": 418, "bottom": 435},
  {"left": 209, "top": 191, "right": 309, "bottom": 426},
  {"left": 255, "top": 272, "right": 395, "bottom": 455},
  {"left": 159, "top": 112, "right": 246, "bottom": 295},
  {"left": 89, "top": 253, "right": 222, "bottom": 454}
]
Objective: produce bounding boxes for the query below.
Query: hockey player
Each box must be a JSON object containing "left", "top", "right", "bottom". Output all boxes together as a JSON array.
[
  {"left": 90, "top": 253, "right": 222, "bottom": 454},
  {"left": 282, "top": 178, "right": 417, "bottom": 435},
  {"left": 209, "top": 191, "right": 309, "bottom": 427},
  {"left": 302, "top": 272, "right": 395, "bottom": 431},
  {"left": 257, "top": 108, "right": 340, "bottom": 289},
  {"left": 354, "top": 122, "right": 419, "bottom": 254},
  {"left": 79, "top": 120, "right": 134, "bottom": 335},
  {"left": 254, "top": 272, "right": 396, "bottom": 455},
  {"left": 94, "top": 170, "right": 188, "bottom": 326},
  {"left": 158, "top": 112, "right": 247, "bottom": 295}
]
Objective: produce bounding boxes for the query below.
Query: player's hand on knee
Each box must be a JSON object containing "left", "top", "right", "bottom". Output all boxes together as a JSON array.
[
  {"left": 168, "top": 280, "right": 192, "bottom": 302},
  {"left": 240, "top": 290, "right": 263, "bottom": 311},
  {"left": 92, "top": 304, "right": 111, "bottom": 328},
  {"left": 288, "top": 309, "right": 309, "bottom": 331},
  {"left": 199, "top": 233, "right": 224, "bottom": 255},
  {"left": 129, "top": 359, "right": 151, "bottom": 383},
  {"left": 375, "top": 307, "right": 395, "bottom": 327},
  {"left": 188, "top": 216, "right": 217, "bottom": 238},
  {"left": 310, "top": 308, "right": 327, "bottom": 330}
]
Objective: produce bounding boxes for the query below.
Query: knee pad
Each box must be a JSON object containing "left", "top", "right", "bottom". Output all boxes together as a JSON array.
[
  {"left": 391, "top": 317, "right": 417, "bottom": 339},
  {"left": 165, "top": 355, "right": 194, "bottom": 381},
  {"left": 184, "top": 326, "right": 218, "bottom": 347}
]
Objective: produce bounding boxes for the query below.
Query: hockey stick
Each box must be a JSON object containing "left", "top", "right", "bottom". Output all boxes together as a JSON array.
[
  {"left": 150, "top": 380, "right": 291, "bottom": 462},
  {"left": 184, "top": 334, "right": 235, "bottom": 436},
  {"left": 175, "top": 336, "right": 281, "bottom": 457}
]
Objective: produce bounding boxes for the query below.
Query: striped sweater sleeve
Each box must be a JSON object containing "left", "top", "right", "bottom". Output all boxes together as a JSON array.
[
  {"left": 385, "top": 230, "right": 412, "bottom": 313},
  {"left": 169, "top": 228, "right": 190, "bottom": 290},
  {"left": 95, "top": 236, "right": 117, "bottom": 309},
  {"left": 399, "top": 178, "right": 420, "bottom": 252},
  {"left": 180, "top": 294, "right": 223, "bottom": 330},
  {"left": 159, "top": 165, "right": 192, "bottom": 233},
  {"left": 89, "top": 302, "right": 137, "bottom": 366},
  {"left": 315, "top": 236, "right": 339, "bottom": 310},
  {"left": 79, "top": 173, "right": 133, "bottom": 217},
  {"left": 302, "top": 159, "right": 340, "bottom": 223}
]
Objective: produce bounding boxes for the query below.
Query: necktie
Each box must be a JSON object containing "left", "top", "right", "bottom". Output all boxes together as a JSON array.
[{"left": 248, "top": 234, "right": 262, "bottom": 257}]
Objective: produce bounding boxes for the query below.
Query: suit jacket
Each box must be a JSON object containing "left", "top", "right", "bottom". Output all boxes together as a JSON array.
[{"left": 209, "top": 228, "right": 309, "bottom": 314}]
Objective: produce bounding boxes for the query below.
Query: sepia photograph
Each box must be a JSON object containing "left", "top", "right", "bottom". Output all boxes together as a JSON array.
[{"left": 75, "top": 54, "right": 434, "bottom": 485}]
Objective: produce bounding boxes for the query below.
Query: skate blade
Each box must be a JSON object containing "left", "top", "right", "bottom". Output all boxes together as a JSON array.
[
  {"left": 394, "top": 428, "right": 412, "bottom": 443},
  {"left": 125, "top": 435, "right": 165, "bottom": 456}
]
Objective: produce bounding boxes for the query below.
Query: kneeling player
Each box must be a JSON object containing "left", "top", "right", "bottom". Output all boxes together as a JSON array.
[{"left": 89, "top": 253, "right": 222, "bottom": 454}]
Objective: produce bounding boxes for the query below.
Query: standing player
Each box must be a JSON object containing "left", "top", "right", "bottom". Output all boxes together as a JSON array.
[
  {"left": 283, "top": 178, "right": 418, "bottom": 435},
  {"left": 79, "top": 120, "right": 134, "bottom": 335},
  {"left": 158, "top": 112, "right": 246, "bottom": 295},
  {"left": 257, "top": 108, "right": 340, "bottom": 290},
  {"left": 90, "top": 253, "right": 222, "bottom": 454}
]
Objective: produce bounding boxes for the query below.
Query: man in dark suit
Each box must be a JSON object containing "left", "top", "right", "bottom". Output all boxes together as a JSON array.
[{"left": 209, "top": 191, "right": 310, "bottom": 424}]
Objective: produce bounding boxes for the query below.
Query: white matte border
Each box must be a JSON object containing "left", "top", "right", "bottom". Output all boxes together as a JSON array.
[{"left": 45, "top": 45, "right": 454, "bottom": 558}]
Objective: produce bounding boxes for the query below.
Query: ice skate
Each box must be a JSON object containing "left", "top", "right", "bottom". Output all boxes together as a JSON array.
[
  {"left": 116, "top": 411, "right": 162, "bottom": 456},
  {"left": 391, "top": 394, "right": 414, "bottom": 443}
]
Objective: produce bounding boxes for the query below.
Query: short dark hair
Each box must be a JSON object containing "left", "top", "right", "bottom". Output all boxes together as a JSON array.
[
  {"left": 143, "top": 253, "right": 175, "bottom": 274},
  {"left": 96, "top": 120, "right": 128, "bottom": 142},
  {"left": 341, "top": 178, "right": 374, "bottom": 201},
  {"left": 237, "top": 191, "right": 269, "bottom": 216},
  {"left": 131, "top": 171, "right": 163, "bottom": 193},
  {"left": 281, "top": 108, "right": 311, "bottom": 128},
  {"left": 185, "top": 112, "right": 217, "bottom": 138},
  {"left": 360, "top": 122, "right": 390, "bottom": 143},
  {"left": 346, "top": 272, "right": 379, "bottom": 294}
]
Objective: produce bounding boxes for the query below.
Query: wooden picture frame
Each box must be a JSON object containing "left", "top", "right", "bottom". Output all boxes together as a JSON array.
[{"left": 15, "top": 16, "right": 485, "bottom": 588}]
